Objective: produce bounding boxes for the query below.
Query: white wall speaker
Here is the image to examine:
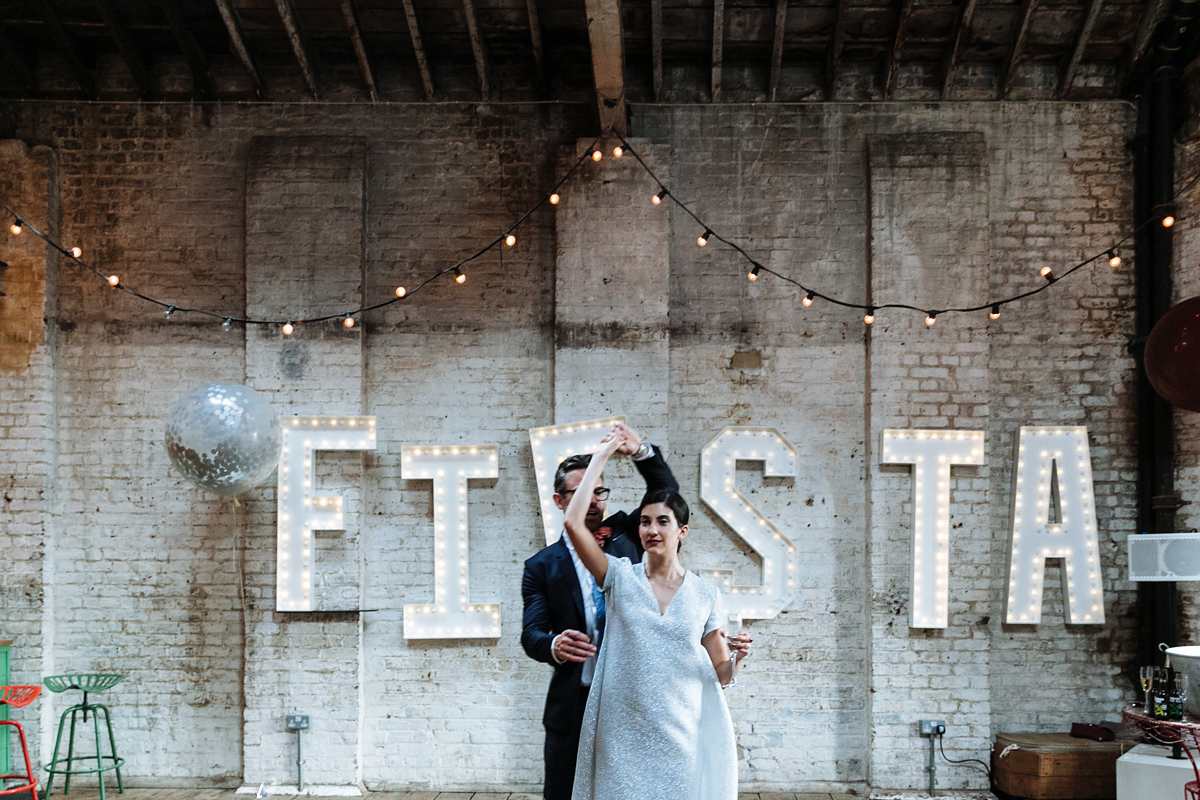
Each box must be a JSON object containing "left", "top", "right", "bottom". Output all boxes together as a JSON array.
[{"left": 1128, "top": 533, "right": 1200, "bottom": 581}]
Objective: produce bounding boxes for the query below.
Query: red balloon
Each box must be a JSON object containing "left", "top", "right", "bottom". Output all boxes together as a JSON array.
[{"left": 1145, "top": 296, "right": 1200, "bottom": 412}]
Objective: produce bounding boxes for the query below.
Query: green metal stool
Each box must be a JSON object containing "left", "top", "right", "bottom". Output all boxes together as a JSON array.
[{"left": 42, "top": 674, "right": 125, "bottom": 800}]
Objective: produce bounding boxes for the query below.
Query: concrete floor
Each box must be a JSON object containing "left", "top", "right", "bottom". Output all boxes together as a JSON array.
[{"left": 31, "top": 790, "right": 864, "bottom": 800}]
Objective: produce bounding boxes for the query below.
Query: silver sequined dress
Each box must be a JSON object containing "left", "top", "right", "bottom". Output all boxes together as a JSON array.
[{"left": 572, "top": 555, "right": 738, "bottom": 800}]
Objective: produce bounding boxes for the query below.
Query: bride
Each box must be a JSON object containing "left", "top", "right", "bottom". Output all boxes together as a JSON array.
[{"left": 563, "top": 430, "right": 752, "bottom": 800}]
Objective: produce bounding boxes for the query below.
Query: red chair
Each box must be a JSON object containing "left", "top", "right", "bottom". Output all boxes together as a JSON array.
[{"left": 0, "top": 685, "right": 40, "bottom": 799}]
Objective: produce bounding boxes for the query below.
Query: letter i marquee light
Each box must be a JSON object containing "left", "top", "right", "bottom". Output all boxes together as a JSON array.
[
  {"left": 529, "top": 416, "right": 626, "bottom": 546},
  {"left": 700, "top": 427, "right": 799, "bottom": 620},
  {"left": 880, "top": 429, "right": 985, "bottom": 629},
  {"left": 277, "top": 416, "right": 377, "bottom": 612},
  {"left": 402, "top": 445, "right": 501, "bottom": 639},
  {"left": 1006, "top": 426, "right": 1104, "bottom": 625}
]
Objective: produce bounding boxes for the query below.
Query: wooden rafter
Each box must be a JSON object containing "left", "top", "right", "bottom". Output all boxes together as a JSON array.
[
  {"left": 94, "top": 0, "right": 153, "bottom": 98},
  {"left": 526, "top": 0, "right": 546, "bottom": 95},
  {"left": 769, "top": 0, "right": 787, "bottom": 101},
  {"left": 159, "top": 0, "right": 213, "bottom": 98},
  {"left": 341, "top": 0, "right": 378, "bottom": 101},
  {"left": 1121, "top": 0, "right": 1169, "bottom": 87},
  {"left": 584, "top": 0, "right": 626, "bottom": 136},
  {"left": 462, "top": 0, "right": 490, "bottom": 100},
  {"left": 274, "top": 0, "right": 320, "bottom": 99},
  {"left": 883, "top": 0, "right": 916, "bottom": 98},
  {"left": 37, "top": 0, "right": 96, "bottom": 98},
  {"left": 1058, "top": 0, "right": 1104, "bottom": 98},
  {"left": 1000, "top": 0, "right": 1038, "bottom": 99},
  {"left": 941, "top": 0, "right": 977, "bottom": 99},
  {"left": 213, "top": 0, "right": 265, "bottom": 99},
  {"left": 400, "top": 0, "right": 435, "bottom": 100},
  {"left": 826, "top": 0, "right": 850, "bottom": 98},
  {"left": 652, "top": 0, "right": 663, "bottom": 101},
  {"left": 0, "top": 23, "right": 36, "bottom": 92},
  {"left": 712, "top": 0, "right": 724, "bottom": 101}
]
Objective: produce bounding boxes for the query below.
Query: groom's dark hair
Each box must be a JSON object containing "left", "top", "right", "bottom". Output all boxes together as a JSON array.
[
  {"left": 639, "top": 490, "right": 689, "bottom": 526},
  {"left": 554, "top": 454, "right": 593, "bottom": 495}
]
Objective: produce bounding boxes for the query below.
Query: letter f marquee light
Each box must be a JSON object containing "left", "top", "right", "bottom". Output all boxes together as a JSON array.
[{"left": 1006, "top": 426, "right": 1104, "bottom": 625}]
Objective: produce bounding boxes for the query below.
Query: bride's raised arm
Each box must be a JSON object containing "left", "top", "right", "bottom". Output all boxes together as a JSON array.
[{"left": 563, "top": 433, "right": 623, "bottom": 585}]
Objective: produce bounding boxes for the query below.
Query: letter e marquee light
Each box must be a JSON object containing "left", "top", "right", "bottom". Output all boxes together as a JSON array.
[
  {"left": 880, "top": 429, "right": 985, "bottom": 629},
  {"left": 700, "top": 427, "right": 799, "bottom": 621},
  {"left": 1006, "top": 426, "right": 1104, "bottom": 625},
  {"left": 402, "top": 445, "right": 501, "bottom": 639},
  {"left": 529, "top": 416, "right": 626, "bottom": 546},
  {"left": 277, "top": 416, "right": 377, "bottom": 612}
]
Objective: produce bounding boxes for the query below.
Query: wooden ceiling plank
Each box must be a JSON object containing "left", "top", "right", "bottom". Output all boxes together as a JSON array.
[
  {"left": 883, "top": 0, "right": 916, "bottom": 98},
  {"left": 0, "top": 23, "right": 37, "bottom": 92},
  {"left": 36, "top": 0, "right": 96, "bottom": 98},
  {"left": 159, "top": 0, "right": 212, "bottom": 98},
  {"left": 712, "top": 0, "right": 724, "bottom": 101},
  {"left": 400, "top": 0, "right": 435, "bottom": 100},
  {"left": 941, "top": 0, "right": 977, "bottom": 99},
  {"left": 769, "top": 0, "right": 787, "bottom": 101},
  {"left": 94, "top": 0, "right": 153, "bottom": 98},
  {"left": 1058, "top": 0, "right": 1103, "bottom": 99},
  {"left": 274, "top": 0, "right": 320, "bottom": 99},
  {"left": 826, "top": 0, "right": 850, "bottom": 98},
  {"left": 526, "top": 0, "right": 546, "bottom": 94},
  {"left": 584, "top": 0, "right": 626, "bottom": 135},
  {"left": 341, "top": 0, "right": 378, "bottom": 101},
  {"left": 213, "top": 0, "right": 265, "bottom": 99},
  {"left": 652, "top": 0, "right": 663, "bottom": 101},
  {"left": 1000, "top": 0, "right": 1037, "bottom": 99},
  {"left": 462, "top": 0, "right": 490, "bottom": 101}
]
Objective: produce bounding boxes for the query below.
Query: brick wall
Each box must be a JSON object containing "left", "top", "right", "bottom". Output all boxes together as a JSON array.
[{"left": 0, "top": 98, "right": 1145, "bottom": 792}]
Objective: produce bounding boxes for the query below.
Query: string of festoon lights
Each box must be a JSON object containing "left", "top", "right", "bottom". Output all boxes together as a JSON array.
[{"left": 2, "top": 128, "right": 1196, "bottom": 331}]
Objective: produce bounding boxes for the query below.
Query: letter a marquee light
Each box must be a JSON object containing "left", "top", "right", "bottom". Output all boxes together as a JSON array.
[{"left": 1006, "top": 426, "right": 1104, "bottom": 625}]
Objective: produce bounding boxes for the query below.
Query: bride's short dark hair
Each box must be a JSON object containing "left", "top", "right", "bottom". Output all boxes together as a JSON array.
[{"left": 639, "top": 490, "right": 689, "bottom": 526}]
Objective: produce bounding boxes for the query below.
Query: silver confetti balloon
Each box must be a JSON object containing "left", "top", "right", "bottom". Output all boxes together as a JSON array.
[{"left": 165, "top": 383, "right": 282, "bottom": 496}]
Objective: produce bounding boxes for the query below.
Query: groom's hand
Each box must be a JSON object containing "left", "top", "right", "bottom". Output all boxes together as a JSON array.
[{"left": 553, "top": 629, "right": 597, "bottom": 662}]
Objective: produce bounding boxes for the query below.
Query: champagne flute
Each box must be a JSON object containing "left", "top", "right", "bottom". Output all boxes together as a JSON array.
[
  {"left": 724, "top": 612, "right": 744, "bottom": 689},
  {"left": 1141, "top": 666, "right": 1155, "bottom": 713}
]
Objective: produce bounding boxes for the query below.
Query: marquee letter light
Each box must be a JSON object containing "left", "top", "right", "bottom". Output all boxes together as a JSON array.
[
  {"left": 1005, "top": 426, "right": 1104, "bottom": 625},
  {"left": 402, "top": 445, "right": 500, "bottom": 639},
  {"left": 529, "top": 416, "right": 626, "bottom": 546},
  {"left": 880, "top": 429, "right": 985, "bottom": 628},
  {"left": 277, "top": 416, "right": 377, "bottom": 612},
  {"left": 700, "top": 427, "right": 799, "bottom": 620}
]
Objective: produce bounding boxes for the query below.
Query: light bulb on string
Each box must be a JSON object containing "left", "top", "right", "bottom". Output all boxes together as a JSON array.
[
  {"left": 591, "top": 149, "right": 602, "bottom": 162},
  {"left": 164, "top": 306, "right": 176, "bottom": 318},
  {"left": 549, "top": 193, "right": 560, "bottom": 205},
  {"left": 652, "top": 189, "right": 666, "bottom": 205},
  {"left": 748, "top": 265, "right": 760, "bottom": 282},
  {"left": 613, "top": 145, "right": 624, "bottom": 158},
  {"left": 925, "top": 313, "right": 937, "bottom": 327},
  {"left": 505, "top": 233, "right": 516, "bottom": 247},
  {"left": 70, "top": 246, "right": 82, "bottom": 258},
  {"left": 395, "top": 286, "right": 407, "bottom": 298},
  {"left": 1039, "top": 266, "right": 1055, "bottom": 283},
  {"left": 454, "top": 267, "right": 466, "bottom": 284},
  {"left": 989, "top": 304, "right": 1001, "bottom": 320},
  {"left": 802, "top": 293, "right": 814, "bottom": 307},
  {"left": 343, "top": 314, "right": 356, "bottom": 329},
  {"left": 864, "top": 308, "right": 875, "bottom": 325},
  {"left": 697, "top": 230, "right": 711, "bottom": 247},
  {"left": 107, "top": 275, "right": 120, "bottom": 286},
  {"left": 1163, "top": 214, "right": 1176, "bottom": 228},
  {"left": 9, "top": 219, "right": 22, "bottom": 235},
  {"left": 1107, "top": 250, "right": 1121, "bottom": 268},
  {"left": 222, "top": 318, "right": 233, "bottom": 330},
  {"left": 282, "top": 321, "right": 295, "bottom": 335}
]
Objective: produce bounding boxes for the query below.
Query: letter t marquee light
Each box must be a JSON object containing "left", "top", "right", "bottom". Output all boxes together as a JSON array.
[
  {"left": 277, "top": 416, "right": 377, "bottom": 612},
  {"left": 1006, "top": 426, "right": 1104, "bottom": 625},
  {"left": 880, "top": 429, "right": 985, "bottom": 629}
]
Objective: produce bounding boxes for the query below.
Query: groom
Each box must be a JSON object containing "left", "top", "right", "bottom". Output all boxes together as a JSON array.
[{"left": 520, "top": 423, "right": 677, "bottom": 800}]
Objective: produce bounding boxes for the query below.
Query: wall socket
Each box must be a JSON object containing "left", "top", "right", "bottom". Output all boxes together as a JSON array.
[
  {"left": 285, "top": 714, "right": 310, "bottom": 730},
  {"left": 919, "top": 719, "right": 946, "bottom": 735}
]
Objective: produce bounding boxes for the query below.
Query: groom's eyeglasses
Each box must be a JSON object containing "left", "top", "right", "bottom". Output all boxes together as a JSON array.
[{"left": 562, "top": 487, "right": 611, "bottom": 500}]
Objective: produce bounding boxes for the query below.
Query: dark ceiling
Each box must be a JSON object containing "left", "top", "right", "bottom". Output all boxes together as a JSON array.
[{"left": 0, "top": 0, "right": 1186, "bottom": 110}]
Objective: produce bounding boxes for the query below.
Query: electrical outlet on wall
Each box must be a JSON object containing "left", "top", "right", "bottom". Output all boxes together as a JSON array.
[{"left": 919, "top": 719, "right": 946, "bottom": 735}]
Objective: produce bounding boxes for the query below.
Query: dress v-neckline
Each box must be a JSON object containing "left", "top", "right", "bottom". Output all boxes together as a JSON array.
[{"left": 643, "top": 568, "right": 687, "bottom": 616}]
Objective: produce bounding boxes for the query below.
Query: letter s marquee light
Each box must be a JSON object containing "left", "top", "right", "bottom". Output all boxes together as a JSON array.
[
  {"left": 880, "top": 429, "right": 985, "bottom": 629},
  {"left": 1006, "top": 426, "right": 1104, "bottom": 625},
  {"left": 700, "top": 427, "right": 799, "bottom": 621},
  {"left": 529, "top": 416, "right": 625, "bottom": 546},
  {"left": 277, "top": 416, "right": 377, "bottom": 612},
  {"left": 402, "top": 445, "right": 501, "bottom": 639}
]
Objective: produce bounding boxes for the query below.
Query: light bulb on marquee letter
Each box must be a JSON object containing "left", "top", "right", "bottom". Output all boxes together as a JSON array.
[
  {"left": 880, "top": 429, "right": 985, "bottom": 628},
  {"left": 700, "top": 427, "right": 799, "bottom": 621},
  {"left": 529, "top": 416, "right": 626, "bottom": 546},
  {"left": 1005, "top": 426, "right": 1104, "bottom": 625},
  {"left": 402, "top": 445, "right": 501, "bottom": 639},
  {"left": 277, "top": 416, "right": 377, "bottom": 612}
]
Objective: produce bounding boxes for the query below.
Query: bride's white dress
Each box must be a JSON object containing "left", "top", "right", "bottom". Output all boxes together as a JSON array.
[{"left": 572, "top": 554, "right": 738, "bottom": 800}]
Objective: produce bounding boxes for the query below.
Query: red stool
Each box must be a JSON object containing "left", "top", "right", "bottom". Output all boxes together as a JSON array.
[
  {"left": 0, "top": 685, "right": 40, "bottom": 799},
  {"left": 1187, "top": 780, "right": 1200, "bottom": 800}
]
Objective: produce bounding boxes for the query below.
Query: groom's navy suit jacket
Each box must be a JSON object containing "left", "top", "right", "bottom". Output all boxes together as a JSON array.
[{"left": 520, "top": 449, "right": 678, "bottom": 735}]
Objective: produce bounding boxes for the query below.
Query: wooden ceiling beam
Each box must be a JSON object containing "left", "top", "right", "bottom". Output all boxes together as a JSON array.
[
  {"left": 1058, "top": 0, "right": 1103, "bottom": 99},
  {"left": 1000, "top": 0, "right": 1037, "bottom": 99},
  {"left": 274, "top": 0, "right": 320, "bottom": 99},
  {"left": 584, "top": 0, "right": 626, "bottom": 136},
  {"left": 341, "top": 0, "right": 378, "bottom": 101},
  {"left": 769, "top": 0, "right": 787, "bottom": 101},
  {"left": 462, "top": 0, "right": 490, "bottom": 101},
  {"left": 712, "top": 0, "right": 724, "bottom": 101},
  {"left": 159, "top": 0, "right": 212, "bottom": 98},
  {"left": 941, "top": 0, "right": 977, "bottom": 99},
  {"left": 526, "top": 0, "right": 547, "bottom": 95},
  {"left": 94, "top": 0, "right": 153, "bottom": 98},
  {"left": 400, "top": 0, "right": 435, "bottom": 100},
  {"left": 213, "top": 0, "right": 265, "bottom": 99},
  {"left": 826, "top": 0, "right": 850, "bottom": 98},
  {"left": 0, "top": 23, "right": 37, "bottom": 92},
  {"left": 652, "top": 0, "right": 663, "bottom": 101},
  {"left": 36, "top": 0, "right": 96, "bottom": 98},
  {"left": 883, "top": 0, "right": 915, "bottom": 98}
]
